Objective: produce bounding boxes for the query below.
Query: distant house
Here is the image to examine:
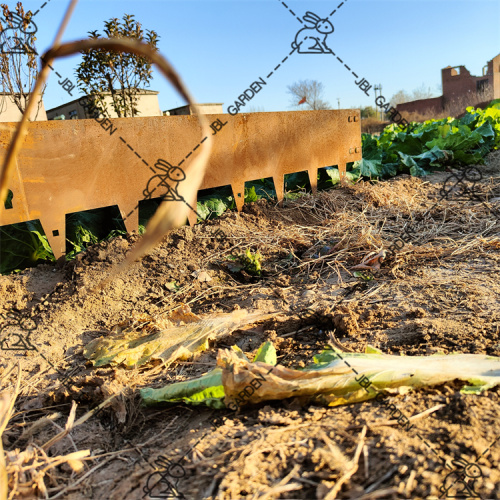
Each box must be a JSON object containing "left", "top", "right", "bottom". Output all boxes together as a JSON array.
[
  {"left": 163, "top": 103, "right": 224, "bottom": 116},
  {"left": 46, "top": 89, "right": 162, "bottom": 120},
  {"left": 397, "top": 53, "right": 500, "bottom": 116},
  {"left": 0, "top": 92, "right": 47, "bottom": 121}
]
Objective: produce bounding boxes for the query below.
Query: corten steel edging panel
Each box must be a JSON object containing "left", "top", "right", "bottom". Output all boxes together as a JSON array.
[{"left": 0, "top": 110, "right": 361, "bottom": 258}]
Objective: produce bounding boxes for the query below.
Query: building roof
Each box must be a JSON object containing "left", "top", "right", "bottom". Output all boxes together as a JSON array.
[
  {"left": 46, "top": 89, "right": 159, "bottom": 113},
  {"left": 164, "top": 103, "right": 224, "bottom": 113}
]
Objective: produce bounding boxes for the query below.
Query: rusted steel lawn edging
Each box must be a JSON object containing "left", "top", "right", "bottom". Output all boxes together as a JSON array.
[{"left": 0, "top": 109, "right": 361, "bottom": 258}]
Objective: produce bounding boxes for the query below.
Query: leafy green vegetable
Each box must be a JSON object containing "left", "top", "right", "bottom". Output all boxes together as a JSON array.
[
  {"left": 141, "top": 368, "right": 227, "bottom": 408},
  {"left": 66, "top": 226, "right": 99, "bottom": 257},
  {"left": 140, "top": 341, "right": 277, "bottom": 408},
  {"left": 227, "top": 249, "right": 263, "bottom": 276},
  {"left": 3, "top": 189, "right": 13, "bottom": 209},
  {"left": 252, "top": 341, "right": 277, "bottom": 364},
  {"left": 141, "top": 342, "right": 500, "bottom": 410},
  {"left": 0, "top": 221, "right": 56, "bottom": 274},
  {"left": 353, "top": 271, "right": 374, "bottom": 281},
  {"left": 353, "top": 99, "right": 500, "bottom": 180},
  {"left": 321, "top": 167, "right": 360, "bottom": 185}
]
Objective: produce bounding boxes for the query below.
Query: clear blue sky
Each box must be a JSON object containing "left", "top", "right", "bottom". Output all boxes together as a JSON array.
[{"left": 19, "top": 0, "right": 500, "bottom": 113}]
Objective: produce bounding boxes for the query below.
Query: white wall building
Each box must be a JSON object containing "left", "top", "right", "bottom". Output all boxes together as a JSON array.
[
  {"left": 46, "top": 89, "right": 162, "bottom": 120},
  {"left": 0, "top": 92, "right": 47, "bottom": 121}
]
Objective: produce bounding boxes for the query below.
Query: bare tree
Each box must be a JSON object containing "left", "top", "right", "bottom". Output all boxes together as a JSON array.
[
  {"left": 287, "top": 80, "right": 331, "bottom": 110},
  {"left": 0, "top": 2, "right": 44, "bottom": 119},
  {"left": 411, "top": 84, "right": 436, "bottom": 100},
  {"left": 390, "top": 85, "right": 437, "bottom": 106},
  {"left": 390, "top": 90, "right": 413, "bottom": 106},
  {"left": 246, "top": 105, "right": 266, "bottom": 113}
]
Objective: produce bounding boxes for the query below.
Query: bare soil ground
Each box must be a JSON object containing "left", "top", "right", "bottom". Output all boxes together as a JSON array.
[{"left": 1, "top": 151, "right": 500, "bottom": 500}]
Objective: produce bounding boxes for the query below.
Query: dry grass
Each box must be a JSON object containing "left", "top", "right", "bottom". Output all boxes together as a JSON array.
[
  {"left": 198, "top": 163, "right": 499, "bottom": 291},
  {"left": 0, "top": 364, "right": 87, "bottom": 499},
  {"left": 0, "top": 359, "right": 137, "bottom": 499},
  {"left": 360, "top": 118, "right": 390, "bottom": 135},
  {"left": 399, "top": 90, "right": 495, "bottom": 123}
]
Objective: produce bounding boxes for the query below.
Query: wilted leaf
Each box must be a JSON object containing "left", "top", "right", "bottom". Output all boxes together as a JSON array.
[
  {"left": 84, "top": 308, "right": 274, "bottom": 369},
  {"left": 140, "top": 343, "right": 500, "bottom": 410}
]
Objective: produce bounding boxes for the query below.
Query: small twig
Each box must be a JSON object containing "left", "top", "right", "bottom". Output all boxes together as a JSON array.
[
  {"left": 48, "top": 419, "right": 79, "bottom": 453},
  {"left": 327, "top": 331, "right": 355, "bottom": 353},
  {"left": 254, "top": 464, "right": 302, "bottom": 500},
  {"left": 281, "top": 326, "right": 314, "bottom": 338},
  {"left": 47, "top": 456, "right": 113, "bottom": 500},
  {"left": 363, "top": 444, "right": 369, "bottom": 480},
  {"left": 293, "top": 476, "right": 320, "bottom": 487},
  {"left": 364, "top": 465, "right": 399, "bottom": 493},
  {"left": 0, "top": 363, "right": 21, "bottom": 500},
  {"left": 73, "top": 390, "right": 124, "bottom": 427},
  {"left": 353, "top": 487, "right": 400, "bottom": 500},
  {"left": 325, "top": 426, "right": 367, "bottom": 500},
  {"left": 345, "top": 403, "right": 445, "bottom": 430},
  {"left": 42, "top": 401, "right": 77, "bottom": 451},
  {"left": 175, "top": 361, "right": 218, "bottom": 366},
  {"left": 404, "top": 469, "right": 417, "bottom": 497}
]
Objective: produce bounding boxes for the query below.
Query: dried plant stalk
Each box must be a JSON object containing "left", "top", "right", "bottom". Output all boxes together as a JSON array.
[
  {"left": 0, "top": 363, "right": 21, "bottom": 500},
  {"left": 0, "top": 37, "right": 212, "bottom": 291}
]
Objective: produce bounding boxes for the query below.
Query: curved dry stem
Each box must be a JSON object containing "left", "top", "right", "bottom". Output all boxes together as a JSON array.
[{"left": 1, "top": 37, "right": 213, "bottom": 292}]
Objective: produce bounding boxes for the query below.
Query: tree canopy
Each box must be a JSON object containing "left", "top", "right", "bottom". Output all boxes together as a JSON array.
[
  {"left": 390, "top": 84, "right": 437, "bottom": 106},
  {"left": 360, "top": 106, "right": 376, "bottom": 119},
  {"left": 76, "top": 14, "right": 160, "bottom": 118}
]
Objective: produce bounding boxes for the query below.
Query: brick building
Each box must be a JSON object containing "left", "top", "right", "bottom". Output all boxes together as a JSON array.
[{"left": 397, "top": 53, "right": 500, "bottom": 116}]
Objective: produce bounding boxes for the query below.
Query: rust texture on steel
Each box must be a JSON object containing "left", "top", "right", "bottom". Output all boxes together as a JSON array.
[{"left": 0, "top": 109, "right": 361, "bottom": 258}]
